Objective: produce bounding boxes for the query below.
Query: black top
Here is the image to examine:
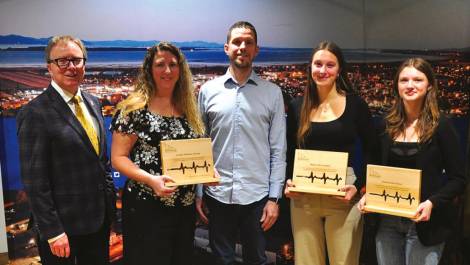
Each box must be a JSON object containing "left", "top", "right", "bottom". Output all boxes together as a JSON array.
[
  {"left": 286, "top": 94, "right": 379, "bottom": 190},
  {"left": 389, "top": 141, "right": 419, "bottom": 169},
  {"left": 111, "top": 108, "right": 199, "bottom": 207},
  {"left": 378, "top": 115, "right": 467, "bottom": 245}
]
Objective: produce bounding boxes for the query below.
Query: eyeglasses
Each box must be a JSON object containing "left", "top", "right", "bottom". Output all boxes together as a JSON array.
[{"left": 48, "top": 57, "right": 86, "bottom": 69}]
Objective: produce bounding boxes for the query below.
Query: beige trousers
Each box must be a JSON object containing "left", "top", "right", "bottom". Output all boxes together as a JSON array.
[{"left": 290, "top": 167, "right": 363, "bottom": 265}]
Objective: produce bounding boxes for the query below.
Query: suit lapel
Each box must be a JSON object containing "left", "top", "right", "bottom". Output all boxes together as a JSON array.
[
  {"left": 46, "top": 85, "right": 98, "bottom": 157},
  {"left": 82, "top": 92, "right": 106, "bottom": 157}
]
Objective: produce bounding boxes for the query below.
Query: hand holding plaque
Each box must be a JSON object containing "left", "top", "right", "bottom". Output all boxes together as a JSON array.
[
  {"left": 160, "top": 138, "right": 220, "bottom": 186},
  {"left": 364, "top": 164, "right": 421, "bottom": 218},
  {"left": 288, "top": 149, "right": 348, "bottom": 196}
]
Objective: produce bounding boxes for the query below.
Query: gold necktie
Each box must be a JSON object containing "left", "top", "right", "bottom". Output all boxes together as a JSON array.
[{"left": 71, "top": 95, "right": 99, "bottom": 154}]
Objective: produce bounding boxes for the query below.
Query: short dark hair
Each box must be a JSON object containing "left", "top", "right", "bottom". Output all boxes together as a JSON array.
[{"left": 226, "top": 21, "right": 257, "bottom": 44}]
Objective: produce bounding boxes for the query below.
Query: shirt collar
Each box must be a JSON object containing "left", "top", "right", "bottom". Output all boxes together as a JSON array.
[
  {"left": 51, "top": 80, "right": 83, "bottom": 103},
  {"left": 222, "top": 68, "right": 259, "bottom": 87}
]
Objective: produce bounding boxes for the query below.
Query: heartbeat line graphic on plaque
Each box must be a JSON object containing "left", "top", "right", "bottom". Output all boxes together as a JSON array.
[
  {"left": 364, "top": 165, "right": 421, "bottom": 218},
  {"left": 369, "top": 190, "right": 416, "bottom": 205},
  {"left": 160, "top": 138, "right": 219, "bottom": 186},
  {"left": 289, "top": 149, "right": 348, "bottom": 196},
  {"left": 168, "top": 161, "right": 212, "bottom": 174},
  {"left": 296, "top": 172, "right": 343, "bottom": 185}
]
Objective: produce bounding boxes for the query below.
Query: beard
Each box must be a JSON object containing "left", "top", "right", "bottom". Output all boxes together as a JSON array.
[{"left": 232, "top": 57, "right": 252, "bottom": 69}]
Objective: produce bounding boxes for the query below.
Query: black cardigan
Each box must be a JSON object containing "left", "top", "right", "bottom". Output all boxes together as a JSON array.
[{"left": 378, "top": 115, "right": 467, "bottom": 245}]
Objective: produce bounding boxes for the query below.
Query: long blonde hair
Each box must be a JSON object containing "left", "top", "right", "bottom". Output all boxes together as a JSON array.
[
  {"left": 116, "top": 42, "right": 204, "bottom": 135},
  {"left": 385, "top": 58, "right": 440, "bottom": 143}
]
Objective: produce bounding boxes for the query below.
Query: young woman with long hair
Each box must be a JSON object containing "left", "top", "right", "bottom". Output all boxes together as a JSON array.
[
  {"left": 284, "top": 41, "right": 378, "bottom": 265},
  {"left": 358, "top": 58, "right": 466, "bottom": 265}
]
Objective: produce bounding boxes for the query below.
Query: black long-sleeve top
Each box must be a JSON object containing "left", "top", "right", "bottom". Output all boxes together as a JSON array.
[
  {"left": 286, "top": 94, "right": 379, "bottom": 191},
  {"left": 378, "top": 115, "right": 467, "bottom": 245}
]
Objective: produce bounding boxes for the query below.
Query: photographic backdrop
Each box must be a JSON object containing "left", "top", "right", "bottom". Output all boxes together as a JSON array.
[{"left": 1, "top": 0, "right": 469, "bottom": 264}]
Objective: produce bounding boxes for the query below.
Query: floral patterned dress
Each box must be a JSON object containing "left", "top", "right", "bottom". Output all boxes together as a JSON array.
[{"left": 110, "top": 107, "right": 199, "bottom": 207}]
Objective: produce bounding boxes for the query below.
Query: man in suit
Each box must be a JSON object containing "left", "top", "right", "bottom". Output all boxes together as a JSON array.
[{"left": 16, "top": 35, "right": 116, "bottom": 265}]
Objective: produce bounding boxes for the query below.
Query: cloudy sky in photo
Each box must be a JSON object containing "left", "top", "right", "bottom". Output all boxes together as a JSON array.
[{"left": 0, "top": 0, "right": 468, "bottom": 49}]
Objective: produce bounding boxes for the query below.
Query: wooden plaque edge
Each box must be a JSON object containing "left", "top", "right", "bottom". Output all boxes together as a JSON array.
[
  {"left": 288, "top": 186, "right": 346, "bottom": 196},
  {"left": 165, "top": 177, "right": 220, "bottom": 187},
  {"left": 364, "top": 205, "right": 417, "bottom": 219}
]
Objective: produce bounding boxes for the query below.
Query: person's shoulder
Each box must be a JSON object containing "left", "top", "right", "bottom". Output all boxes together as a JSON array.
[
  {"left": 82, "top": 90, "right": 99, "bottom": 102},
  {"left": 289, "top": 96, "right": 303, "bottom": 108},
  {"left": 199, "top": 77, "right": 222, "bottom": 98},
  {"left": 435, "top": 113, "right": 455, "bottom": 133},
  {"left": 437, "top": 113, "right": 452, "bottom": 124},
  {"left": 347, "top": 92, "right": 371, "bottom": 113},
  {"left": 200, "top": 75, "right": 226, "bottom": 91},
  {"left": 19, "top": 88, "right": 50, "bottom": 113},
  {"left": 255, "top": 75, "right": 280, "bottom": 90},
  {"left": 347, "top": 92, "right": 367, "bottom": 105},
  {"left": 16, "top": 91, "right": 51, "bottom": 127},
  {"left": 429, "top": 113, "right": 461, "bottom": 151},
  {"left": 376, "top": 115, "right": 387, "bottom": 133},
  {"left": 116, "top": 107, "right": 146, "bottom": 119},
  {"left": 111, "top": 107, "right": 146, "bottom": 131},
  {"left": 286, "top": 96, "right": 303, "bottom": 116}
]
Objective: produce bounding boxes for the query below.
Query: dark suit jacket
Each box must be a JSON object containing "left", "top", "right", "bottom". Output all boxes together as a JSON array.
[
  {"left": 17, "top": 85, "right": 116, "bottom": 241},
  {"left": 378, "top": 115, "right": 467, "bottom": 245}
]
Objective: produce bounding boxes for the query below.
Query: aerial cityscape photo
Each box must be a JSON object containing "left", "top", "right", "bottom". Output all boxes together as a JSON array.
[
  {"left": 1, "top": 42, "right": 468, "bottom": 265},
  {"left": 1, "top": 48, "right": 469, "bottom": 118}
]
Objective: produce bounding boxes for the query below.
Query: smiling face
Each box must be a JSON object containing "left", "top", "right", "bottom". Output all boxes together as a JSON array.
[
  {"left": 397, "top": 66, "right": 429, "bottom": 106},
  {"left": 152, "top": 50, "right": 180, "bottom": 94},
  {"left": 47, "top": 41, "right": 85, "bottom": 94},
  {"left": 224, "top": 27, "right": 259, "bottom": 69},
  {"left": 310, "top": 49, "right": 340, "bottom": 89}
]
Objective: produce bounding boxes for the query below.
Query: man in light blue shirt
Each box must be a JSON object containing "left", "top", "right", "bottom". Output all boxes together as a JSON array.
[{"left": 196, "top": 21, "right": 286, "bottom": 265}]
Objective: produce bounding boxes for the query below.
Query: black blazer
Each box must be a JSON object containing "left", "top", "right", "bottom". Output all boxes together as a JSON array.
[
  {"left": 378, "top": 115, "right": 466, "bottom": 245},
  {"left": 17, "top": 85, "right": 116, "bottom": 241}
]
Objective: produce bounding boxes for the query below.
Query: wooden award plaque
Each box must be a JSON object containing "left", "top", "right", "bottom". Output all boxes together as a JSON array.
[
  {"left": 288, "top": 149, "right": 348, "bottom": 196},
  {"left": 364, "top": 164, "right": 421, "bottom": 218},
  {"left": 160, "top": 138, "right": 219, "bottom": 186}
]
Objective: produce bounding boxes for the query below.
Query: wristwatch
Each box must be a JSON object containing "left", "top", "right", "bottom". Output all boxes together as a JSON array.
[{"left": 268, "top": 197, "right": 280, "bottom": 204}]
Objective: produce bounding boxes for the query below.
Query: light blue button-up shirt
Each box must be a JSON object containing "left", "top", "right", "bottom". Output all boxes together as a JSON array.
[{"left": 198, "top": 69, "right": 287, "bottom": 205}]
